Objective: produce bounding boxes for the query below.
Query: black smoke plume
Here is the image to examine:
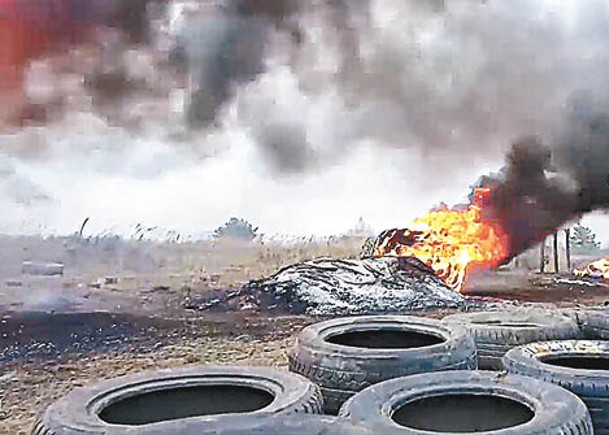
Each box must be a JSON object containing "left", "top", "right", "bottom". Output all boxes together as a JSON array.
[
  {"left": 175, "top": 0, "right": 302, "bottom": 128},
  {"left": 484, "top": 95, "right": 609, "bottom": 259}
]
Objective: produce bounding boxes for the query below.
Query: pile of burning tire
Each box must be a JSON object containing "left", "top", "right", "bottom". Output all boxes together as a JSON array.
[{"left": 33, "top": 307, "right": 609, "bottom": 434}]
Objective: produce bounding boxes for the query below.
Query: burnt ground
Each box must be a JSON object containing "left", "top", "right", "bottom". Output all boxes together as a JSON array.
[
  {"left": 2, "top": 264, "right": 609, "bottom": 433},
  {"left": 0, "top": 312, "right": 315, "bottom": 434},
  {"left": 463, "top": 270, "right": 609, "bottom": 307}
]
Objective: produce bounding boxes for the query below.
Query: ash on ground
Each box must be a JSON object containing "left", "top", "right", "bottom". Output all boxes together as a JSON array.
[
  {"left": 185, "top": 256, "right": 469, "bottom": 316},
  {"left": 0, "top": 311, "right": 183, "bottom": 364}
]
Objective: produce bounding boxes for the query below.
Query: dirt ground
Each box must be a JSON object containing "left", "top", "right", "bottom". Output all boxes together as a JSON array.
[
  {"left": 0, "top": 235, "right": 364, "bottom": 433},
  {"left": 1, "top": 235, "right": 609, "bottom": 434},
  {"left": 464, "top": 270, "right": 609, "bottom": 307}
]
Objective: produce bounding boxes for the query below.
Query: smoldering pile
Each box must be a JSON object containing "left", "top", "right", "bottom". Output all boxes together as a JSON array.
[{"left": 184, "top": 256, "right": 505, "bottom": 316}]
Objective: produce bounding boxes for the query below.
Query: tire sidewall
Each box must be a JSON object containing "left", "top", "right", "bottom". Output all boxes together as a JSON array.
[
  {"left": 340, "top": 370, "right": 592, "bottom": 435},
  {"left": 503, "top": 340, "right": 609, "bottom": 397},
  {"left": 291, "top": 315, "right": 476, "bottom": 373},
  {"left": 38, "top": 366, "right": 321, "bottom": 434}
]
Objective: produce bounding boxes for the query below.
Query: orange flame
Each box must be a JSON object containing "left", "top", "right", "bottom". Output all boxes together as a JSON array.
[
  {"left": 372, "top": 188, "right": 509, "bottom": 292},
  {"left": 574, "top": 258, "right": 609, "bottom": 280}
]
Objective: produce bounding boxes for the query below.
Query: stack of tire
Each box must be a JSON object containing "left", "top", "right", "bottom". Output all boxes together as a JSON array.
[
  {"left": 285, "top": 310, "right": 592, "bottom": 434},
  {"left": 288, "top": 315, "right": 477, "bottom": 414},
  {"left": 286, "top": 309, "right": 594, "bottom": 434},
  {"left": 33, "top": 308, "right": 597, "bottom": 434},
  {"left": 502, "top": 309, "right": 609, "bottom": 435},
  {"left": 289, "top": 309, "right": 583, "bottom": 413}
]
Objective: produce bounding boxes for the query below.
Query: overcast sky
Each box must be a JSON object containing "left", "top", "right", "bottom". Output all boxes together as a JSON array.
[{"left": 0, "top": 113, "right": 494, "bottom": 239}]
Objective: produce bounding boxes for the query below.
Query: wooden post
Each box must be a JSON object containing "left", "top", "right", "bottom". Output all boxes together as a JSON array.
[
  {"left": 565, "top": 228, "right": 571, "bottom": 271},
  {"left": 553, "top": 231, "right": 559, "bottom": 273},
  {"left": 540, "top": 239, "right": 545, "bottom": 273}
]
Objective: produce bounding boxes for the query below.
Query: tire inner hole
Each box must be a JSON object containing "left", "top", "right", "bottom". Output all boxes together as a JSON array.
[
  {"left": 326, "top": 330, "right": 444, "bottom": 349},
  {"left": 541, "top": 355, "right": 609, "bottom": 370},
  {"left": 392, "top": 394, "right": 534, "bottom": 432},
  {"left": 98, "top": 385, "right": 275, "bottom": 425}
]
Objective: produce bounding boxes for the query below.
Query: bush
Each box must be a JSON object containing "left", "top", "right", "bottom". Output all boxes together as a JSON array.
[{"left": 214, "top": 218, "right": 259, "bottom": 241}]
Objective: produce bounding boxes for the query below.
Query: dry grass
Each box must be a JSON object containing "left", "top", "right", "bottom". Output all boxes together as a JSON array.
[
  {"left": 212, "top": 236, "right": 368, "bottom": 287},
  {"left": 0, "top": 234, "right": 368, "bottom": 294}
]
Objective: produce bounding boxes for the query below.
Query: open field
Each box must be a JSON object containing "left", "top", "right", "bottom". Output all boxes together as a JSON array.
[
  {"left": 1, "top": 235, "right": 609, "bottom": 433},
  {"left": 0, "top": 234, "right": 367, "bottom": 315},
  {"left": 0, "top": 234, "right": 367, "bottom": 432}
]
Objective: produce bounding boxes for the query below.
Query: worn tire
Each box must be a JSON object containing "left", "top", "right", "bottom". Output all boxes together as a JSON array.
[
  {"left": 579, "top": 309, "right": 609, "bottom": 339},
  {"left": 289, "top": 315, "right": 476, "bottom": 414},
  {"left": 340, "top": 370, "right": 593, "bottom": 434},
  {"left": 32, "top": 365, "right": 322, "bottom": 435},
  {"left": 504, "top": 340, "right": 609, "bottom": 434},
  {"left": 443, "top": 308, "right": 582, "bottom": 370},
  {"left": 133, "top": 414, "right": 381, "bottom": 434}
]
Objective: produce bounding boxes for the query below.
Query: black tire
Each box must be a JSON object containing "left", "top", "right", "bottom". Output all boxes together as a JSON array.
[
  {"left": 504, "top": 340, "right": 609, "bottom": 434},
  {"left": 32, "top": 365, "right": 323, "bottom": 435},
  {"left": 288, "top": 315, "right": 476, "bottom": 414},
  {"left": 133, "top": 414, "right": 380, "bottom": 434},
  {"left": 442, "top": 308, "right": 582, "bottom": 370},
  {"left": 339, "top": 370, "right": 593, "bottom": 434},
  {"left": 579, "top": 309, "right": 609, "bottom": 338}
]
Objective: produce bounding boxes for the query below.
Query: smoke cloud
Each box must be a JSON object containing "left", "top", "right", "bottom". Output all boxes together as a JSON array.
[
  {"left": 4, "top": 0, "right": 609, "bottom": 240},
  {"left": 0, "top": 153, "right": 50, "bottom": 205},
  {"left": 226, "top": 0, "right": 609, "bottom": 253},
  {"left": 221, "top": 0, "right": 609, "bottom": 174},
  {"left": 486, "top": 93, "right": 609, "bottom": 259}
]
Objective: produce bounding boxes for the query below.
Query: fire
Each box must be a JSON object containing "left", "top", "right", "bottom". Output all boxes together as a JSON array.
[
  {"left": 574, "top": 258, "right": 609, "bottom": 280},
  {"left": 372, "top": 188, "right": 509, "bottom": 292}
]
